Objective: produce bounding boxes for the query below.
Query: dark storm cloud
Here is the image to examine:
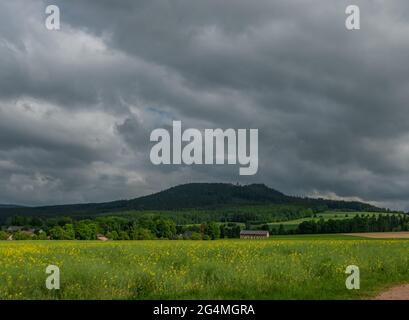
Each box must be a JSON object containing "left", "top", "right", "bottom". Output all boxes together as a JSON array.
[{"left": 0, "top": 0, "right": 409, "bottom": 209}]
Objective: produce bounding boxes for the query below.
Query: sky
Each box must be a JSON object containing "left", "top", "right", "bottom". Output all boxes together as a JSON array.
[{"left": 0, "top": 0, "right": 409, "bottom": 209}]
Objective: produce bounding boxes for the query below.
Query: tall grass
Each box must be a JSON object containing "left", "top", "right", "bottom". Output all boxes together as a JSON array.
[{"left": 0, "top": 239, "right": 408, "bottom": 299}]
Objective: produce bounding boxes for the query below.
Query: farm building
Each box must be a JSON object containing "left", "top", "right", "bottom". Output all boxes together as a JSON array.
[
  {"left": 97, "top": 234, "right": 109, "bottom": 241},
  {"left": 6, "top": 226, "right": 23, "bottom": 232},
  {"left": 240, "top": 230, "right": 269, "bottom": 239}
]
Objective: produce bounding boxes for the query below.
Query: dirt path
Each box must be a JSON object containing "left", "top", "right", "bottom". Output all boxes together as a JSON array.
[
  {"left": 345, "top": 232, "right": 409, "bottom": 299},
  {"left": 344, "top": 232, "right": 409, "bottom": 239},
  {"left": 374, "top": 284, "right": 409, "bottom": 300}
]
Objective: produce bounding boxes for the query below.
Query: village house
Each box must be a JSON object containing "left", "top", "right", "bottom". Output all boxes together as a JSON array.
[
  {"left": 240, "top": 230, "right": 269, "bottom": 239},
  {"left": 97, "top": 234, "right": 109, "bottom": 241},
  {"left": 6, "top": 226, "right": 23, "bottom": 232}
]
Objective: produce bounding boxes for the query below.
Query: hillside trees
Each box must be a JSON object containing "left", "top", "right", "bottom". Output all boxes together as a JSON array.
[
  {"left": 205, "top": 222, "right": 221, "bottom": 240},
  {"left": 75, "top": 220, "right": 97, "bottom": 240},
  {"left": 0, "top": 231, "right": 7, "bottom": 240},
  {"left": 297, "top": 214, "right": 409, "bottom": 234}
]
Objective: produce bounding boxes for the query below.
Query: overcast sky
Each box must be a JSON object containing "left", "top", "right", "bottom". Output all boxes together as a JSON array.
[{"left": 1, "top": 0, "right": 409, "bottom": 209}]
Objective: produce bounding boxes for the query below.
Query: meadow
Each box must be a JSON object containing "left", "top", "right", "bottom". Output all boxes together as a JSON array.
[
  {"left": 1, "top": 236, "right": 409, "bottom": 300},
  {"left": 267, "top": 211, "right": 400, "bottom": 231}
]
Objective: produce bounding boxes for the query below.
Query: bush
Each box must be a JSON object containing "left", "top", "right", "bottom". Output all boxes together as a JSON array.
[
  {"left": 107, "top": 231, "right": 119, "bottom": 240},
  {"left": 118, "top": 231, "right": 130, "bottom": 240},
  {"left": 131, "top": 228, "right": 155, "bottom": 240},
  {"left": 191, "top": 232, "right": 202, "bottom": 240},
  {"left": 49, "top": 226, "right": 66, "bottom": 240},
  {"left": 35, "top": 232, "right": 48, "bottom": 240},
  {"left": 75, "top": 221, "right": 97, "bottom": 240},
  {"left": 0, "top": 231, "right": 8, "bottom": 240},
  {"left": 13, "top": 231, "right": 32, "bottom": 240}
]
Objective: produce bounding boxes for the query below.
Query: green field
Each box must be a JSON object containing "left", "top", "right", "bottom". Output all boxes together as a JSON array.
[
  {"left": 267, "top": 211, "right": 399, "bottom": 231},
  {"left": 1, "top": 235, "right": 409, "bottom": 300}
]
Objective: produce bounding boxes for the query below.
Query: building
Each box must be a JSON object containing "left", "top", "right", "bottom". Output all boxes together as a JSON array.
[
  {"left": 97, "top": 234, "right": 109, "bottom": 241},
  {"left": 240, "top": 230, "right": 269, "bottom": 239},
  {"left": 6, "top": 226, "right": 23, "bottom": 232}
]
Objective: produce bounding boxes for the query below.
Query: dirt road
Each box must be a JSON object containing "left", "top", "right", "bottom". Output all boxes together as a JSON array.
[
  {"left": 344, "top": 232, "right": 409, "bottom": 239},
  {"left": 374, "top": 284, "right": 409, "bottom": 300}
]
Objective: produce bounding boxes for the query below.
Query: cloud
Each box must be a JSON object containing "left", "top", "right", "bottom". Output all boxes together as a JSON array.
[{"left": 0, "top": 0, "right": 409, "bottom": 209}]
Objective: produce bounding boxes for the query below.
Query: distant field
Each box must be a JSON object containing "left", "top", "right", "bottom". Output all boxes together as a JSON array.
[
  {"left": 268, "top": 211, "right": 399, "bottom": 231},
  {"left": 1, "top": 237, "right": 409, "bottom": 299},
  {"left": 182, "top": 211, "right": 398, "bottom": 232},
  {"left": 344, "top": 232, "right": 409, "bottom": 239},
  {"left": 268, "top": 234, "right": 370, "bottom": 240}
]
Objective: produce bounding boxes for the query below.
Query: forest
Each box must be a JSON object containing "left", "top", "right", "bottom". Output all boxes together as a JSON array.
[
  {"left": 1, "top": 210, "right": 407, "bottom": 240},
  {"left": 295, "top": 214, "right": 409, "bottom": 235}
]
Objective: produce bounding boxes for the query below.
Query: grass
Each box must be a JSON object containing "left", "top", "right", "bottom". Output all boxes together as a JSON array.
[
  {"left": 268, "top": 234, "right": 370, "bottom": 240},
  {"left": 0, "top": 237, "right": 409, "bottom": 300},
  {"left": 267, "top": 211, "right": 400, "bottom": 231}
]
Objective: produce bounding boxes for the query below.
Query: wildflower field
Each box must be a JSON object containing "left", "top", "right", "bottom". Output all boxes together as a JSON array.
[{"left": 1, "top": 236, "right": 409, "bottom": 300}]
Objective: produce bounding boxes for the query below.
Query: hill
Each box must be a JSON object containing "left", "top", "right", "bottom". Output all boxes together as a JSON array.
[
  {"left": 0, "top": 204, "right": 23, "bottom": 208},
  {"left": 0, "top": 183, "right": 384, "bottom": 220}
]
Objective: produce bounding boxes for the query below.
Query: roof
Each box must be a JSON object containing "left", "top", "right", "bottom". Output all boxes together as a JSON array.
[
  {"left": 97, "top": 234, "right": 109, "bottom": 241},
  {"left": 240, "top": 230, "right": 269, "bottom": 235},
  {"left": 7, "top": 226, "right": 23, "bottom": 232}
]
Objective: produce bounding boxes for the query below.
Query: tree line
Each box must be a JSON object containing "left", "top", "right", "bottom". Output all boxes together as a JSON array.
[
  {"left": 2, "top": 212, "right": 408, "bottom": 240},
  {"left": 0, "top": 215, "right": 242, "bottom": 240},
  {"left": 296, "top": 214, "right": 409, "bottom": 234}
]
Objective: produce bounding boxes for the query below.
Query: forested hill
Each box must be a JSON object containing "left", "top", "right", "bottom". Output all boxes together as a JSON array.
[
  {"left": 0, "top": 205, "right": 23, "bottom": 208},
  {"left": 0, "top": 183, "right": 382, "bottom": 218}
]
